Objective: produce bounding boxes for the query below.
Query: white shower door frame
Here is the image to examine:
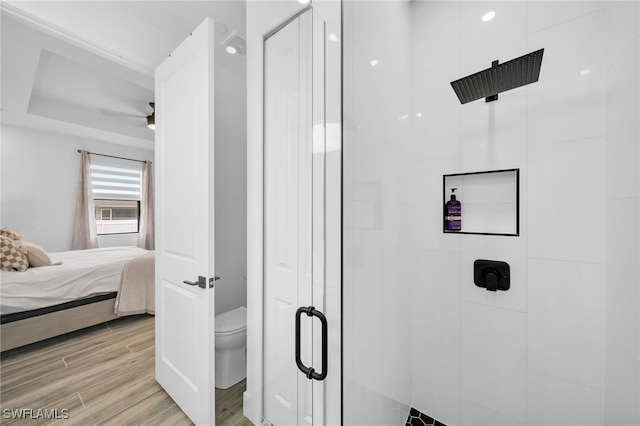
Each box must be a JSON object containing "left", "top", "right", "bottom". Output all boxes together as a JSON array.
[{"left": 263, "top": 9, "right": 315, "bottom": 425}]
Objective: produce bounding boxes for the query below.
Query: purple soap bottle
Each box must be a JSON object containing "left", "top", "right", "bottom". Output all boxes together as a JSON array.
[{"left": 445, "top": 188, "right": 461, "bottom": 231}]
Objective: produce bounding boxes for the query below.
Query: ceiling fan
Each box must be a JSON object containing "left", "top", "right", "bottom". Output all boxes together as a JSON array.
[{"left": 98, "top": 102, "right": 155, "bottom": 130}]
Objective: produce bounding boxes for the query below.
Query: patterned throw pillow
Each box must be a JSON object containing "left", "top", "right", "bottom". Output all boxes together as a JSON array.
[
  {"left": 0, "top": 235, "right": 29, "bottom": 272},
  {"left": 0, "top": 228, "right": 22, "bottom": 241}
]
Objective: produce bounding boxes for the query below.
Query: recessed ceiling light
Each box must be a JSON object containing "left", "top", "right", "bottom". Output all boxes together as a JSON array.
[
  {"left": 298, "top": 0, "right": 310, "bottom": 4},
  {"left": 482, "top": 11, "right": 496, "bottom": 22},
  {"left": 222, "top": 31, "right": 246, "bottom": 56},
  {"left": 416, "top": 112, "right": 423, "bottom": 118},
  {"left": 329, "top": 33, "right": 339, "bottom": 42},
  {"left": 580, "top": 68, "right": 591, "bottom": 76},
  {"left": 370, "top": 59, "right": 379, "bottom": 67}
]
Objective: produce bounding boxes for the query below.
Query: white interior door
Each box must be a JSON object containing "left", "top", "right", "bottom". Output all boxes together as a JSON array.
[
  {"left": 264, "top": 9, "right": 326, "bottom": 426},
  {"left": 155, "top": 18, "right": 216, "bottom": 426}
]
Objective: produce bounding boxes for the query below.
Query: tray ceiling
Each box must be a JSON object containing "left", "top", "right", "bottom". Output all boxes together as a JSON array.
[{"left": 1, "top": 1, "right": 246, "bottom": 149}]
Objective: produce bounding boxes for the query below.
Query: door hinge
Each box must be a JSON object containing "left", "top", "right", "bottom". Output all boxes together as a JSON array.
[{"left": 209, "top": 276, "right": 220, "bottom": 288}]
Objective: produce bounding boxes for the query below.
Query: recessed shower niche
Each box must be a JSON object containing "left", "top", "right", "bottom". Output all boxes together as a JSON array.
[{"left": 443, "top": 169, "right": 519, "bottom": 236}]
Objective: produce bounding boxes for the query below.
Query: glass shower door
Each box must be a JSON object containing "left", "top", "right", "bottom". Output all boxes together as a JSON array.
[
  {"left": 342, "top": 1, "right": 414, "bottom": 424},
  {"left": 342, "top": 1, "right": 640, "bottom": 425}
]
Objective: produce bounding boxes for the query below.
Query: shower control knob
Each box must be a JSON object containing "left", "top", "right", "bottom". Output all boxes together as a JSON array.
[
  {"left": 474, "top": 260, "right": 510, "bottom": 292},
  {"left": 484, "top": 270, "right": 499, "bottom": 292}
]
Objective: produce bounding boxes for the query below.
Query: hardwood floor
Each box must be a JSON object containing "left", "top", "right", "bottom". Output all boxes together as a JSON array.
[{"left": 0, "top": 314, "right": 251, "bottom": 425}]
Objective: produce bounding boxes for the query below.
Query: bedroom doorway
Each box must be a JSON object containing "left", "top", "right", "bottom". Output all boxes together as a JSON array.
[{"left": 154, "top": 18, "right": 218, "bottom": 425}]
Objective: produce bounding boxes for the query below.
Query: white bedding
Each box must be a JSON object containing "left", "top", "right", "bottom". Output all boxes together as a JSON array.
[{"left": 0, "top": 246, "right": 149, "bottom": 315}]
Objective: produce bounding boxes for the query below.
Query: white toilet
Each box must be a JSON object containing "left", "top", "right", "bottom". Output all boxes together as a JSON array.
[{"left": 215, "top": 306, "right": 247, "bottom": 389}]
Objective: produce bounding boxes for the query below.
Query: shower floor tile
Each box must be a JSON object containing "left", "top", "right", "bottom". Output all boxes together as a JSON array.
[{"left": 406, "top": 407, "right": 447, "bottom": 426}]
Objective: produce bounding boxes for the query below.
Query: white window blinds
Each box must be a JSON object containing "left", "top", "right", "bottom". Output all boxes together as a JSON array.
[{"left": 90, "top": 157, "right": 142, "bottom": 201}]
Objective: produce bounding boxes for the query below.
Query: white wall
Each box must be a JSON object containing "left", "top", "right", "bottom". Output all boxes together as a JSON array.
[
  {"left": 344, "top": 1, "right": 639, "bottom": 425},
  {"left": 604, "top": 2, "right": 640, "bottom": 424},
  {"left": 0, "top": 124, "right": 153, "bottom": 252},
  {"left": 214, "top": 43, "right": 248, "bottom": 316}
]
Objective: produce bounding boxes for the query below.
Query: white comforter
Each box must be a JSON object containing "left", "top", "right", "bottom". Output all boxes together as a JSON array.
[{"left": 0, "top": 246, "right": 149, "bottom": 315}]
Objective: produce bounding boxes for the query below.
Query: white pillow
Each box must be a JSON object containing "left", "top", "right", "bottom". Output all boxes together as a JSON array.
[{"left": 15, "top": 241, "right": 60, "bottom": 267}]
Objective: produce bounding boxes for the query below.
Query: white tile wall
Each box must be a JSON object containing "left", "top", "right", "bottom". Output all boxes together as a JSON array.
[
  {"left": 460, "top": 91, "right": 527, "bottom": 171},
  {"left": 527, "top": 259, "right": 605, "bottom": 390},
  {"left": 411, "top": 250, "right": 462, "bottom": 426},
  {"left": 461, "top": 302, "right": 526, "bottom": 424},
  {"left": 346, "top": 1, "right": 639, "bottom": 425},
  {"left": 527, "top": 370, "right": 604, "bottom": 426},
  {"left": 342, "top": 380, "right": 410, "bottom": 426},
  {"left": 605, "top": 1, "right": 639, "bottom": 67},
  {"left": 527, "top": 11, "right": 606, "bottom": 145},
  {"left": 604, "top": 186, "right": 640, "bottom": 425},
  {"left": 411, "top": 0, "right": 461, "bottom": 74},
  {"left": 410, "top": 61, "right": 462, "bottom": 161},
  {"left": 605, "top": 37, "right": 639, "bottom": 200},
  {"left": 346, "top": 230, "right": 393, "bottom": 393},
  {"left": 460, "top": 398, "right": 525, "bottom": 426},
  {"left": 603, "top": 4, "right": 640, "bottom": 424},
  {"left": 527, "top": 1, "right": 604, "bottom": 35},
  {"left": 528, "top": 138, "right": 605, "bottom": 263},
  {"left": 343, "top": 1, "right": 415, "bottom": 422},
  {"left": 461, "top": 235, "right": 526, "bottom": 313},
  {"left": 460, "top": 1, "right": 527, "bottom": 79},
  {"left": 382, "top": 254, "right": 413, "bottom": 404},
  {"left": 403, "top": 156, "right": 461, "bottom": 252}
]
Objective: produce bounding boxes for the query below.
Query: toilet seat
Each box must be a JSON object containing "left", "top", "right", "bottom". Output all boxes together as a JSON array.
[
  {"left": 215, "top": 306, "right": 247, "bottom": 336},
  {"left": 214, "top": 306, "right": 247, "bottom": 389}
]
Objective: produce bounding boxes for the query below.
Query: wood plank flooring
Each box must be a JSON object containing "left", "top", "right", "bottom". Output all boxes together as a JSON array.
[{"left": 0, "top": 314, "right": 252, "bottom": 426}]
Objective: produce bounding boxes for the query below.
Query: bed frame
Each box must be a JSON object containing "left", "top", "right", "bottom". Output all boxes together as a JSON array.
[{"left": 0, "top": 293, "right": 119, "bottom": 352}]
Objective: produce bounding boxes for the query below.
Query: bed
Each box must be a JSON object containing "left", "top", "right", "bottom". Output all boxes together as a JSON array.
[{"left": 0, "top": 246, "right": 155, "bottom": 352}]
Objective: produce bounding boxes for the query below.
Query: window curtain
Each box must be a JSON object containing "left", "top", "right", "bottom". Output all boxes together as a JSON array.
[
  {"left": 138, "top": 161, "right": 155, "bottom": 250},
  {"left": 71, "top": 150, "right": 98, "bottom": 250}
]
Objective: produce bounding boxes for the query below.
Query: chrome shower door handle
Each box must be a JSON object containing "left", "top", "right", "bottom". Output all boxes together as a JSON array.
[{"left": 295, "top": 306, "right": 328, "bottom": 381}]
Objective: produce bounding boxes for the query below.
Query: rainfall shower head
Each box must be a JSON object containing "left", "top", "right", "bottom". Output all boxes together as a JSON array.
[{"left": 450, "top": 48, "right": 544, "bottom": 104}]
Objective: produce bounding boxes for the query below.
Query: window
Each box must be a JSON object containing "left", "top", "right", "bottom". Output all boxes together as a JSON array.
[
  {"left": 90, "top": 158, "right": 142, "bottom": 235},
  {"left": 94, "top": 200, "right": 140, "bottom": 234}
]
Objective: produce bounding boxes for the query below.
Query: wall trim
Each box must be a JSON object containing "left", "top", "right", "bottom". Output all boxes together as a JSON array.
[{"left": 0, "top": 2, "right": 153, "bottom": 76}]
